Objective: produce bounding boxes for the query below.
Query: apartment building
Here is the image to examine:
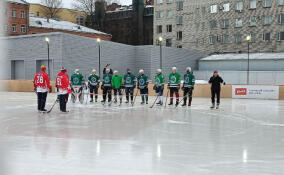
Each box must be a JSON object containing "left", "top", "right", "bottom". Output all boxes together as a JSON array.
[{"left": 154, "top": 0, "right": 284, "bottom": 55}]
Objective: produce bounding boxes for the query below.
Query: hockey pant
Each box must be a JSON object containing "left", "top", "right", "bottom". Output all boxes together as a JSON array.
[
  {"left": 103, "top": 86, "right": 112, "bottom": 102},
  {"left": 211, "top": 88, "right": 221, "bottom": 104},
  {"left": 183, "top": 87, "right": 193, "bottom": 104},
  {"left": 113, "top": 89, "right": 123, "bottom": 101},
  {"left": 89, "top": 85, "right": 98, "bottom": 100},
  {"left": 169, "top": 87, "right": 179, "bottom": 103},
  {"left": 155, "top": 86, "right": 164, "bottom": 102},
  {"left": 140, "top": 88, "right": 148, "bottom": 102},
  {"left": 37, "top": 92, "right": 47, "bottom": 111},
  {"left": 59, "top": 94, "right": 69, "bottom": 112},
  {"left": 125, "top": 87, "right": 134, "bottom": 101}
]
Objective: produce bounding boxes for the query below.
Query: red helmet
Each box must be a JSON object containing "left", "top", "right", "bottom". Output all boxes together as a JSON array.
[
  {"left": 41, "top": 65, "right": 46, "bottom": 71},
  {"left": 60, "top": 67, "right": 67, "bottom": 72}
]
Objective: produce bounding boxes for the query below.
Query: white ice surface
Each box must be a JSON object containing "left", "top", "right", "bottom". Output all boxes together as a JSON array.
[
  {"left": 200, "top": 53, "right": 284, "bottom": 61},
  {"left": 0, "top": 92, "right": 284, "bottom": 175}
]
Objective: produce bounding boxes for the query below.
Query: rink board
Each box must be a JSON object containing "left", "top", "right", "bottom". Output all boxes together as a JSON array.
[{"left": 232, "top": 85, "right": 279, "bottom": 100}]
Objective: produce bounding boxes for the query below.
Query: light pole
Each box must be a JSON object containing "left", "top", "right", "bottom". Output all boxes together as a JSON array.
[
  {"left": 97, "top": 38, "right": 101, "bottom": 78},
  {"left": 246, "top": 35, "right": 251, "bottom": 85},
  {"left": 45, "top": 37, "right": 50, "bottom": 76},
  {"left": 159, "top": 36, "right": 163, "bottom": 69}
]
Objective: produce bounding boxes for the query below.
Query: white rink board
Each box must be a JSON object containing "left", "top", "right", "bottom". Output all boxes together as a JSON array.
[{"left": 232, "top": 85, "right": 279, "bottom": 100}]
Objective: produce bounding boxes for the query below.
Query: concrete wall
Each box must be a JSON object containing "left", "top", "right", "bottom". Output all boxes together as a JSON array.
[
  {"left": 3, "top": 32, "right": 204, "bottom": 81},
  {"left": 195, "top": 71, "right": 284, "bottom": 85},
  {"left": 199, "top": 60, "right": 284, "bottom": 71}
]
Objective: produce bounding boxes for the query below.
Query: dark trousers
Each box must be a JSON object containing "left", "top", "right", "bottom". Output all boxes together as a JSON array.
[
  {"left": 183, "top": 87, "right": 193, "bottom": 104},
  {"left": 103, "top": 86, "right": 112, "bottom": 102},
  {"left": 140, "top": 88, "right": 149, "bottom": 102},
  {"left": 37, "top": 92, "right": 47, "bottom": 111},
  {"left": 169, "top": 87, "right": 179, "bottom": 103},
  {"left": 155, "top": 86, "right": 164, "bottom": 96},
  {"left": 59, "top": 94, "right": 69, "bottom": 112},
  {"left": 125, "top": 87, "right": 134, "bottom": 101},
  {"left": 211, "top": 88, "right": 221, "bottom": 104},
  {"left": 90, "top": 85, "right": 98, "bottom": 99}
]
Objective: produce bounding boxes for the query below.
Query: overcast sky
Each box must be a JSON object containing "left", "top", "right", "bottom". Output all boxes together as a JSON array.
[{"left": 26, "top": 0, "right": 132, "bottom": 8}]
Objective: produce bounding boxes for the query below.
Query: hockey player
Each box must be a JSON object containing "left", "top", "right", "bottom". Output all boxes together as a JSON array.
[
  {"left": 154, "top": 69, "right": 165, "bottom": 105},
  {"left": 123, "top": 68, "right": 136, "bottom": 104},
  {"left": 70, "top": 69, "right": 84, "bottom": 103},
  {"left": 103, "top": 64, "right": 113, "bottom": 75},
  {"left": 88, "top": 69, "right": 100, "bottom": 102},
  {"left": 209, "top": 70, "right": 225, "bottom": 109},
  {"left": 168, "top": 67, "right": 181, "bottom": 106},
  {"left": 33, "top": 65, "right": 52, "bottom": 112},
  {"left": 137, "top": 69, "right": 149, "bottom": 104},
  {"left": 182, "top": 67, "right": 195, "bottom": 106},
  {"left": 56, "top": 67, "right": 72, "bottom": 112},
  {"left": 111, "top": 70, "right": 123, "bottom": 104},
  {"left": 101, "top": 68, "right": 113, "bottom": 103}
]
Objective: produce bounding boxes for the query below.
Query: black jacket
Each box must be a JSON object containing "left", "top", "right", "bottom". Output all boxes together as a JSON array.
[
  {"left": 103, "top": 67, "right": 113, "bottom": 75},
  {"left": 209, "top": 75, "right": 224, "bottom": 90}
]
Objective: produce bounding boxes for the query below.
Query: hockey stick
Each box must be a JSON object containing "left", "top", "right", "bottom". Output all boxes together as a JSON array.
[
  {"left": 164, "top": 89, "right": 170, "bottom": 108},
  {"left": 175, "top": 88, "right": 193, "bottom": 108},
  {"left": 150, "top": 95, "right": 159, "bottom": 108},
  {"left": 47, "top": 97, "right": 59, "bottom": 113},
  {"left": 132, "top": 89, "right": 139, "bottom": 106}
]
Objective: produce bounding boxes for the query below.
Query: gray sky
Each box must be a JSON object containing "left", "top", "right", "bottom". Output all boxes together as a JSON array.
[{"left": 26, "top": 0, "right": 132, "bottom": 9}]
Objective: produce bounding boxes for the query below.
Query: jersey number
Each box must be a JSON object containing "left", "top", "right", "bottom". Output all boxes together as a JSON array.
[
  {"left": 57, "top": 78, "right": 62, "bottom": 86},
  {"left": 36, "top": 75, "right": 44, "bottom": 84}
]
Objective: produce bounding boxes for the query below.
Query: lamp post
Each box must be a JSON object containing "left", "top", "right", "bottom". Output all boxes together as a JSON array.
[
  {"left": 45, "top": 37, "right": 50, "bottom": 76},
  {"left": 97, "top": 38, "right": 101, "bottom": 78},
  {"left": 158, "top": 36, "right": 163, "bottom": 70},
  {"left": 246, "top": 35, "right": 251, "bottom": 85}
]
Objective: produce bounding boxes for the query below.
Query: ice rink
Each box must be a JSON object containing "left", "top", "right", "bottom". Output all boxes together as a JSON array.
[{"left": 0, "top": 92, "right": 284, "bottom": 175}]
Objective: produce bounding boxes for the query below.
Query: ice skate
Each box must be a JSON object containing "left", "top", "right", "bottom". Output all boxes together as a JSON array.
[{"left": 210, "top": 103, "right": 215, "bottom": 109}]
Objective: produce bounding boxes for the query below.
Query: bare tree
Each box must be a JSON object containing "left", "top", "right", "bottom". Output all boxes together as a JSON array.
[{"left": 40, "top": 0, "right": 63, "bottom": 19}]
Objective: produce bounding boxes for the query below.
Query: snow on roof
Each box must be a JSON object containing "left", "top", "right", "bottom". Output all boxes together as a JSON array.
[
  {"left": 7, "top": 0, "right": 28, "bottom": 4},
  {"left": 146, "top": 5, "right": 154, "bottom": 8},
  {"left": 30, "top": 17, "right": 110, "bottom": 36},
  {"left": 200, "top": 53, "right": 284, "bottom": 61}
]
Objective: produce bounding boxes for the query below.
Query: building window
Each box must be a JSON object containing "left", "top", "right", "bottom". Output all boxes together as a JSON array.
[
  {"left": 166, "top": 0, "right": 173, "bottom": 3},
  {"left": 4, "top": 25, "right": 8, "bottom": 32},
  {"left": 210, "top": 20, "right": 217, "bottom": 29},
  {"left": 4, "top": 8, "right": 8, "bottom": 16},
  {"left": 278, "top": 32, "right": 284, "bottom": 40},
  {"left": 263, "top": 0, "right": 272, "bottom": 7},
  {"left": 249, "top": 16, "right": 257, "bottom": 26},
  {"left": 279, "top": 0, "right": 284, "bottom": 5},
  {"left": 177, "top": 31, "right": 182, "bottom": 40},
  {"left": 21, "top": 25, "right": 26, "bottom": 33},
  {"left": 36, "top": 11, "right": 40, "bottom": 17},
  {"left": 21, "top": 11, "right": 25, "bottom": 18},
  {"left": 12, "top": 10, "right": 17, "bottom": 18},
  {"left": 167, "top": 10, "right": 173, "bottom": 18},
  {"left": 262, "top": 15, "right": 271, "bottom": 25},
  {"left": 166, "top": 25, "right": 172, "bottom": 32},
  {"left": 166, "top": 39, "right": 172, "bottom": 47},
  {"left": 263, "top": 32, "right": 271, "bottom": 41},
  {"left": 202, "top": 7, "right": 206, "bottom": 15},
  {"left": 236, "top": 1, "right": 243, "bottom": 11},
  {"left": 12, "top": 24, "right": 17, "bottom": 32},
  {"left": 210, "top": 5, "right": 217, "bottom": 13},
  {"left": 235, "top": 18, "right": 243, "bottom": 27},
  {"left": 223, "top": 3, "right": 230, "bottom": 12},
  {"left": 235, "top": 34, "right": 242, "bottom": 43},
  {"left": 209, "top": 35, "right": 217, "bottom": 44},
  {"left": 177, "top": 1, "right": 183, "bottom": 11},
  {"left": 195, "top": 8, "right": 200, "bottom": 15},
  {"left": 250, "top": 0, "right": 257, "bottom": 9},
  {"left": 157, "top": 0, "right": 163, "bottom": 4},
  {"left": 157, "top": 25, "right": 162, "bottom": 33},
  {"left": 156, "top": 11, "right": 163, "bottom": 19},
  {"left": 76, "top": 15, "right": 84, "bottom": 25},
  {"left": 176, "top": 16, "right": 183, "bottom": 25},
  {"left": 177, "top": 45, "right": 182, "bottom": 48},
  {"left": 278, "top": 14, "right": 284, "bottom": 24},
  {"left": 221, "top": 19, "right": 229, "bottom": 29},
  {"left": 221, "top": 35, "right": 229, "bottom": 44},
  {"left": 249, "top": 33, "right": 256, "bottom": 42},
  {"left": 29, "top": 12, "right": 34, "bottom": 17}
]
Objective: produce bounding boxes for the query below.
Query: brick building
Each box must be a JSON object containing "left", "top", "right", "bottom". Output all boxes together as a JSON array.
[
  {"left": 93, "top": 0, "right": 154, "bottom": 45},
  {"left": 5, "top": 0, "right": 29, "bottom": 36},
  {"left": 154, "top": 0, "right": 284, "bottom": 55}
]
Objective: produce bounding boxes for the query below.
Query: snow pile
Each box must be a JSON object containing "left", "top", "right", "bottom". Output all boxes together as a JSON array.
[
  {"left": 29, "top": 17, "right": 109, "bottom": 35},
  {"left": 7, "top": 0, "right": 28, "bottom": 4},
  {"left": 201, "top": 53, "right": 284, "bottom": 61}
]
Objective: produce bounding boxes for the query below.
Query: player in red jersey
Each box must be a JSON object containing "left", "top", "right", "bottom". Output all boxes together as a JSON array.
[
  {"left": 33, "top": 65, "right": 52, "bottom": 112},
  {"left": 56, "top": 67, "right": 72, "bottom": 112}
]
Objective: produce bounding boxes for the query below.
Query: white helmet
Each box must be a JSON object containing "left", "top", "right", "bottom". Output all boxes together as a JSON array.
[
  {"left": 157, "top": 69, "right": 162, "bottom": 73},
  {"left": 186, "top": 67, "right": 191, "bottom": 72},
  {"left": 139, "top": 69, "right": 144, "bottom": 74},
  {"left": 92, "top": 69, "right": 96, "bottom": 73},
  {"left": 114, "top": 70, "right": 118, "bottom": 74},
  {"left": 172, "top": 67, "right": 177, "bottom": 71},
  {"left": 75, "top": 69, "right": 79, "bottom": 73}
]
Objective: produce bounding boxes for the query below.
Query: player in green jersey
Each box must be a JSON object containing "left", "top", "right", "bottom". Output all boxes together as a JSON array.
[
  {"left": 101, "top": 69, "right": 113, "bottom": 103},
  {"left": 168, "top": 67, "right": 181, "bottom": 106},
  {"left": 70, "top": 69, "right": 85, "bottom": 103},
  {"left": 154, "top": 69, "right": 165, "bottom": 105},
  {"left": 112, "top": 70, "right": 123, "bottom": 104},
  {"left": 137, "top": 69, "right": 149, "bottom": 104},
  {"left": 88, "top": 69, "right": 100, "bottom": 102},
  {"left": 182, "top": 67, "right": 195, "bottom": 106},
  {"left": 123, "top": 68, "right": 136, "bottom": 104}
]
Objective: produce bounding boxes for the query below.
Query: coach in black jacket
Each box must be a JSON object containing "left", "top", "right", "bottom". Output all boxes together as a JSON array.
[{"left": 209, "top": 70, "right": 225, "bottom": 109}]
